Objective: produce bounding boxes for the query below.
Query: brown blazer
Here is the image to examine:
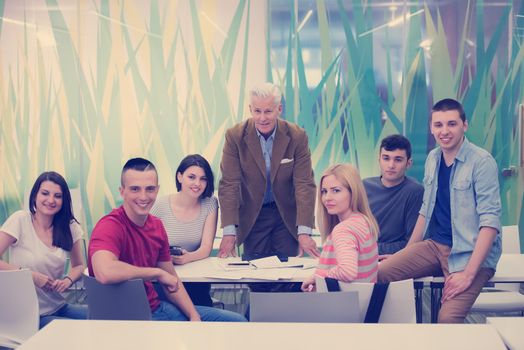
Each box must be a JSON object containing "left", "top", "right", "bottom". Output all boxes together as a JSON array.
[{"left": 218, "top": 118, "right": 316, "bottom": 245}]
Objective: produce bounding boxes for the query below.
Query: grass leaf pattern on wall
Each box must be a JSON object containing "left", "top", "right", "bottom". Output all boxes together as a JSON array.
[{"left": 0, "top": 0, "right": 522, "bottom": 243}]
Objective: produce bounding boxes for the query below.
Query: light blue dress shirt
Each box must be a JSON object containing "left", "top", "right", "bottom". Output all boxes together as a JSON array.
[
  {"left": 257, "top": 126, "right": 277, "bottom": 204},
  {"left": 419, "top": 137, "right": 502, "bottom": 273}
]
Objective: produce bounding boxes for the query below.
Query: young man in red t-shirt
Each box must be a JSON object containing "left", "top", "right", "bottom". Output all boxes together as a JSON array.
[{"left": 88, "top": 157, "right": 245, "bottom": 321}]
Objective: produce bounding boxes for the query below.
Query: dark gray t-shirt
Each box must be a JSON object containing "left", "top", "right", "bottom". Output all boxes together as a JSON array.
[{"left": 363, "top": 176, "right": 423, "bottom": 255}]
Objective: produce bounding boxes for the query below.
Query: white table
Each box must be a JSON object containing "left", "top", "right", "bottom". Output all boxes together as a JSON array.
[
  {"left": 175, "top": 257, "right": 315, "bottom": 282},
  {"left": 487, "top": 317, "right": 524, "bottom": 350},
  {"left": 176, "top": 257, "right": 431, "bottom": 322},
  {"left": 18, "top": 319, "right": 507, "bottom": 350},
  {"left": 177, "top": 255, "right": 524, "bottom": 323}
]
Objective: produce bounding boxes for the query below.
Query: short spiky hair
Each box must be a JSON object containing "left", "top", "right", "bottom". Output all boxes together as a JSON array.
[
  {"left": 380, "top": 134, "right": 412, "bottom": 159},
  {"left": 431, "top": 98, "right": 466, "bottom": 122},
  {"left": 121, "top": 157, "right": 157, "bottom": 186}
]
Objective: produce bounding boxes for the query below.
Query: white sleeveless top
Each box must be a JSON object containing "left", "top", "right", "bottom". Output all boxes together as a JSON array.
[{"left": 150, "top": 195, "right": 218, "bottom": 251}]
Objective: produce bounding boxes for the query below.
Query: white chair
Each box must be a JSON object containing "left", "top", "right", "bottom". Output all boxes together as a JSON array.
[
  {"left": 249, "top": 290, "right": 360, "bottom": 323},
  {"left": 0, "top": 269, "right": 39, "bottom": 348},
  {"left": 316, "top": 277, "right": 417, "bottom": 323},
  {"left": 470, "top": 225, "right": 524, "bottom": 314}
]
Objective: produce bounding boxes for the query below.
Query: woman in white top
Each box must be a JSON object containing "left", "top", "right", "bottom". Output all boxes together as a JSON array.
[
  {"left": 0, "top": 171, "right": 87, "bottom": 328},
  {"left": 151, "top": 154, "right": 218, "bottom": 306}
]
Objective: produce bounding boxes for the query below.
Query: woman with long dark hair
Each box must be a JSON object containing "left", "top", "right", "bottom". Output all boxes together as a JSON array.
[
  {"left": 0, "top": 171, "right": 87, "bottom": 327},
  {"left": 151, "top": 154, "right": 218, "bottom": 306}
]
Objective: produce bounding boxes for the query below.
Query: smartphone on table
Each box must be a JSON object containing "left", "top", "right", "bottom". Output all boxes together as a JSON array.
[{"left": 169, "top": 245, "right": 184, "bottom": 256}]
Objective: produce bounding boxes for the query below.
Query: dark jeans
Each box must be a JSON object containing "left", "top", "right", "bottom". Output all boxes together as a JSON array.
[
  {"left": 40, "top": 303, "right": 88, "bottom": 328},
  {"left": 152, "top": 301, "right": 245, "bottom": 322},
  {"left": 154, "top": 282, "right": 213, "bottom": 307}
]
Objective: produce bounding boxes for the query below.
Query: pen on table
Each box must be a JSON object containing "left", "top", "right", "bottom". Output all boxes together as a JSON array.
[{"left": 227, "top": 261, "right": 250, "bottom": 266}]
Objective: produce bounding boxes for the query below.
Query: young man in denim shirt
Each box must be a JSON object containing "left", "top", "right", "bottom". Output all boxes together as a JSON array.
[{"left": 378, "top": 98, "right": 502, "bottom": 323}]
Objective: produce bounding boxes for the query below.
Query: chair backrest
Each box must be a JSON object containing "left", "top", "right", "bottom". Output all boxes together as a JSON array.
[
  {"left": 83, "top": 274, "right": 152, "bottom": 320},
  {"left": 501, "top": 225, "right": 520, "bottom": 254},
  {"left": 495, "top": 225, "right": 521, "bottom": 291},
  {"left": 249, "top": 291, "right": 360, "bottom": 323},
  {"left": 0, "top": 269, "right": 39, "bottom": 345},
  {"left": 316, "top": 277, "right": 416, "bottom": 323}
]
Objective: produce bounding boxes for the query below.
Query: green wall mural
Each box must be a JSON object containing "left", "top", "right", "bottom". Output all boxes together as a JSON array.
[
  {"left": 267, "top": 0, "right": 523, "bottom": 243},
  {"left": 0, "top": 0, "right": 522, "bottom": 245}
]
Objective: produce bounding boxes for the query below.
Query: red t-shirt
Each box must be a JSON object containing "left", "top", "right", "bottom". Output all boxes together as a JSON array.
[{"left": 88, "top": 206, "right": 171, "bottom": 311}]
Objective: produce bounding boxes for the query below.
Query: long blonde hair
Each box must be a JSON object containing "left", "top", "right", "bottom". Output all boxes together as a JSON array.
[{"left": 316, "top": 163, "right": 379, "bottom": 242}]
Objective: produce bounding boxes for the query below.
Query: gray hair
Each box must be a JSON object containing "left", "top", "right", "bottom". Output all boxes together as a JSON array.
[{"left": 249, "top": 82, "right": 282, "bottom": 105}]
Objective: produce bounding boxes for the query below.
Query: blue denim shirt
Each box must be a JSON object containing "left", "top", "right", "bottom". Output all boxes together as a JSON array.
[{"left": 419, "top": 137, "right": 501, "bottom": 273}]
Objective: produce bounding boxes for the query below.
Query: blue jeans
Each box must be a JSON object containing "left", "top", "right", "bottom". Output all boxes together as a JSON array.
[
  {"left": 153, "top": 281, "right": 213, "bottom": 307},
  {"left": 40, "top": 303, "right": 88, "bottom": 328},
  {"left": 152, "top": 301, "right": 246, "bottom": 322}
]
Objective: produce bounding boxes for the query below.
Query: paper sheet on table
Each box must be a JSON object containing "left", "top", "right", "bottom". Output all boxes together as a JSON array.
[
  {"left": 250, "top": 256, "right": 309, "bottom": 269},
  {"left": 298, "top": 259, "right": 318, "bottom": 270}
]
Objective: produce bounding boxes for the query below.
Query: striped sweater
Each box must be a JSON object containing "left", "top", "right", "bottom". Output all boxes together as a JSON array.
[
  {"left": 315, "top": 212, "right": 378, "bottom": 283},
  {"left": 150, "top": 195, "right": 218, "bottom": 251}
]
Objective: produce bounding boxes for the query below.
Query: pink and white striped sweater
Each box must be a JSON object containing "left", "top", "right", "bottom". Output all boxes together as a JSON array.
[{"left": 315, "top": 212, "right": 378, "bottom": 283}]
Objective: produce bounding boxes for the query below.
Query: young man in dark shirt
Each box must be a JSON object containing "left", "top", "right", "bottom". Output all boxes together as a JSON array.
[{"left": 364, "top": 134, "right": 423, "bottom": 258}]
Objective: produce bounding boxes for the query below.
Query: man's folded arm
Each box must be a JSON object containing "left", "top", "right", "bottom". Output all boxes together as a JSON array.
[{"left": 91, "top": 250, "right": 166, "bottom": 284}]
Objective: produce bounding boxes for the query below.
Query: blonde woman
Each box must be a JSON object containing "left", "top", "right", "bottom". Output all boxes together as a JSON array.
[{"left": 302, "top": 163, "right": 379, "bottom": 292}]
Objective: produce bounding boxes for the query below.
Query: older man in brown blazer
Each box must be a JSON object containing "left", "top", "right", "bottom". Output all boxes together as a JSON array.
[{"left": 218, "top": 82, "right": 319, "bottom": 259}]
